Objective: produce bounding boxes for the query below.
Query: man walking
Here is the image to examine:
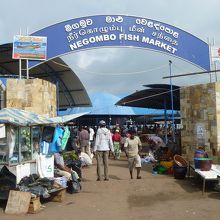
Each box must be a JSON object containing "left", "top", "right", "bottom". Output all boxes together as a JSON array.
[
  {"left": 124, "top": 129, "right": 142, "bottom": 179},
  {"left": 79, "top": 126, "right": 90, "bottom": 157},
  {"left": 94, "top": 120, "right": 114, "bottom": 181}
]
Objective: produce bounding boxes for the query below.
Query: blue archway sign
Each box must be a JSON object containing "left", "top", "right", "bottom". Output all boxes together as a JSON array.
[{"left": 29, "top": 15, "right": 210, "bottom": 70}]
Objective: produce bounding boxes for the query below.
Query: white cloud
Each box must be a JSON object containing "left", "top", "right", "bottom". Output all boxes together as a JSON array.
[{"left": 74, "top": 49, "right": 118, "bottom": 69}]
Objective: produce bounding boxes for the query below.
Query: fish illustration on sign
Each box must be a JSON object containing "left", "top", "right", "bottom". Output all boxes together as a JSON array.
[{"left": 16, "top": 43, "right": 41, "bottom": 49}]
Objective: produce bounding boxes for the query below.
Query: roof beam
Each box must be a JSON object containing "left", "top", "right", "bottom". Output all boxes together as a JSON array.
[
  {"left": 30, "top": 69, "right": 68, "bottom": 77},
  {"left": 43, "top": 63, "right": 75, "bottom": 107},
  {"left": 0, "top": 60, "right": 18, "bottom": 65},
  {"left": 0, "top": 65, "right": 15, "bottom": 75},
  {"left": 163, "top": 69, "right": 220, "bottom": 79},
  {"left": 59, "top": 103, "right": 90, "bottom": 108},
  {"left": 59, "top": 89, "right": 84, "bottom": 93}
]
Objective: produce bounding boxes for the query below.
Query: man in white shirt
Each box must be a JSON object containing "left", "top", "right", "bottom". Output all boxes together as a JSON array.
[{"left": 94, "top": 120, "right": 114, "bottom": 181}]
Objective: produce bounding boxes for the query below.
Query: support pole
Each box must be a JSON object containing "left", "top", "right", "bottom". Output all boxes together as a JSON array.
[
  {"left": 56, "top": 80, "right": 59, "bottom": 116},
  {"left": 26, "top": 59, "right": 29, "bottom": 79},
  {"left": 164, "top": 98, "right": 168, "bottom": 144},
  {"left": 19, "top": 59, "right": 22, "bottom": 79},
  {"left": 19, "top": 28, "right": 22, "bottom": 80},
  {"left": 208, "top": 37, "right": 212, "bottom": 83},
  {"left": 26, "top": 27, "right": 29, "bottom": 79},
  {"left": 169, "top": 60, "right": 175, "bottom": 143},
  {"left": 214, "top": 61, "right": 218, "bottom": 82},
  {"left": 109, "top": 115, "right": 111, "bottom": 127}
]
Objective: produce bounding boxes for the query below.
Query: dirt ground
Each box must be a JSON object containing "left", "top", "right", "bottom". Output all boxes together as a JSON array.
[{"left": 1, "top": 154, "right": 220, "bottom": 220}]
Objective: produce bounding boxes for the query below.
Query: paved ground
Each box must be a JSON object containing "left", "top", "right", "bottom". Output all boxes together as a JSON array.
[{"left": 1, "top": 154, "right": 220, "bottom": 220}]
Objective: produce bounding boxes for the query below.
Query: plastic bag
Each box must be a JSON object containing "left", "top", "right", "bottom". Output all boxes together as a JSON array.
[{"left": 66, "top": 172, "right": 81, "bottom": 194}]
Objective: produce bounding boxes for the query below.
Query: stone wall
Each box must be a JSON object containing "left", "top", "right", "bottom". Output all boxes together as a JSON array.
[
  {"left": 6, "top": 79, "right": 57, "bottom": 117},
  {"left": 0, "top": 80, "right": 6, "bottom": 109},
  {"left": 181, "top": 82, "right": 220, "bottom": 163}
]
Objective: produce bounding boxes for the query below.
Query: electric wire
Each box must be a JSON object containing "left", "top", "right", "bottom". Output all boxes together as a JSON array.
[
  {"left": 52, "top": 60, "right": 168, "bottom": 76},
  {"left": 73, "top": 64, "right": 168, "bottom": 75},
  {"left": 120, "top": 87, "right": 181, "bottom": 105}
]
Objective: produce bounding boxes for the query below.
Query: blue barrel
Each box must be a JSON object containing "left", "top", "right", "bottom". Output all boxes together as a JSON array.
[
  {"left": 199, "top": 158, "right": 213, "bottom": 171},
  {"left": 194, "top": 149, "right": 207, "bottom": 169},
  {"left": 173, "top": 165, "right": 187, "bottom": 179}
]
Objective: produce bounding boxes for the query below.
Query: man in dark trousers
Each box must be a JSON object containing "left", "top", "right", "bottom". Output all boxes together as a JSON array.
[{"left": 79, "top": 126, "right": 90, "bottom": 157}]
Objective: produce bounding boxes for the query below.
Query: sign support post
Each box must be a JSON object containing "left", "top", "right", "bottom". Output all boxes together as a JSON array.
[
  {"left": 26, "top": 60, "right": 29, "bottom": 79},
  {"left": 169, "top": 60, "right": 175, "bottom": 143},
  {"left": 19, "top": 59, "right": 22, "bottom": 79}
]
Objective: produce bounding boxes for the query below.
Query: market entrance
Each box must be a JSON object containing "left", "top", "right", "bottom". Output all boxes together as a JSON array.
[
  {"left": 29, "top": 15, "right": 210, "bottom": 71},
  {"left": 26, "top": 14, "right": 211, "bottom": 146}
]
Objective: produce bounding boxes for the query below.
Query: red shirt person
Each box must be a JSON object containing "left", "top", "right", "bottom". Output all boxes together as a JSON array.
[
  {"left": 112, "top": 130, "right": 122, "bottom": 159},
  {"left": 112, "top": 130, "right": 121, "bottom": 142}
]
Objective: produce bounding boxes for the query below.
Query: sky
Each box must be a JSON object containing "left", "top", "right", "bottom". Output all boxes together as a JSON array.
[{"left": 1, "top": 0, "right": 220, "bottom": 97}]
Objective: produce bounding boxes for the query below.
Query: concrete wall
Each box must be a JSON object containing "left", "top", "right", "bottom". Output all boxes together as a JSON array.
[
  {"left": 181, "top": 82, "right": 220, "bottom": 163},
  {"left": 6, "top": 78, "right": 57, "bottom": 117}
]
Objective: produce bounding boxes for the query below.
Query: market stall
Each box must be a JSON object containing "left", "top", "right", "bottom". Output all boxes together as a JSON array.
[{"left": 0, "top": 108, "right": 88, "bottom": 184}]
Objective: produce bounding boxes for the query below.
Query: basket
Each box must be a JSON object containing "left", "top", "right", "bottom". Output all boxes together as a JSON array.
[{"left": 174, "top": 155, "right": 187, "bottom": 167}]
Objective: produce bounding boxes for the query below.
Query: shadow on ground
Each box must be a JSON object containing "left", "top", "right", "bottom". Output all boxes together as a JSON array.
[
  {"left": 109, "top": 175, "right": 123, "bottom": 180},
  {"left": 208, "top": 192, "right": 220, "bottom": 200},
  {"left": 109, "top": 162, "right": 128, "bottom": 169},
  {"left": 174, "top": 174, "right": 219, "bottom": 195},
  {"left": 127, "top": 190, "right": 196, "bottom": 208}
]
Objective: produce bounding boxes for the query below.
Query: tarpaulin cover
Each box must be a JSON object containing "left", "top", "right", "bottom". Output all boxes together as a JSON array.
[{"left": 0, "top": 108, "right": 88, "bottom": 126}]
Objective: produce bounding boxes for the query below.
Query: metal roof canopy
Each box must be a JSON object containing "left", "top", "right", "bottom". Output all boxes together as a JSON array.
[
  {"left": 116, "top": 84, "right": 180, "bottom": 110},
  {"left": 0, "top": 43, "right": 91, "bottom": 110},
  {"left": 0, "top": 107, "right": 89, "bottom": 126},
  {"left": 116, "top": 84, "right": 180, "bottom": 144}
]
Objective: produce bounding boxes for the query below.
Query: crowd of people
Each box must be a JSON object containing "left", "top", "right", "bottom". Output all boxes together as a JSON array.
[{"left": 55, "top": 120, "right": 173, "bottom": 182}]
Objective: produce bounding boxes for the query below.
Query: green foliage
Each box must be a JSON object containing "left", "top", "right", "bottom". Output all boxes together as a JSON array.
[
  {"left": 21, "top": 127, "right": 31, "bottom": 151},
  {"left": 62, "top": 151, "right": 78, "bottom": 161}
]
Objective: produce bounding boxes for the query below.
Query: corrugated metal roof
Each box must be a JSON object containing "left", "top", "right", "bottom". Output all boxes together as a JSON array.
[
  {"left": 59, "top": 93, "right": 168, "bottom": 116},
  {"left": 0, "top": 107, "right": 89, "bottom": 126},
  {"left": 60, "top": 93, "right": 136, "bottom": 116},
  {"left": 116, "top": 84, "right": 180, "bottom": 110},
  {"left": 0, "top": 43, "right": 91, "bottom": 110}
]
